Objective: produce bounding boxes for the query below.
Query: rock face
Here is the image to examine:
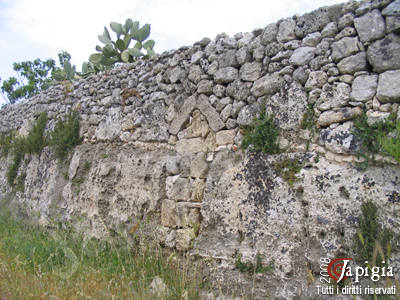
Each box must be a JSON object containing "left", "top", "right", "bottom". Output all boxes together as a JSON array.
[{"left": 1, "top": 1, "right": 400, "bottom": 299}]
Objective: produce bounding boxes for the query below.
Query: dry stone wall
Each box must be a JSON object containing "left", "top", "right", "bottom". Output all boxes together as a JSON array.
[{"left": 1, "top": 0, "right": 400, "bottom": 298}]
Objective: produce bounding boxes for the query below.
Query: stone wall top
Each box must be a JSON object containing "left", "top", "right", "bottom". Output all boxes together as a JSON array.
[{"left": 0, "top": 0, "right": 399, "bottom": 161}]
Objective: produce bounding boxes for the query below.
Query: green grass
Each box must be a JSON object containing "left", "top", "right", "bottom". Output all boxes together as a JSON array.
[
  {"left": 241, "top": 106, "right": 281, "bottom": 154},
  {"left": 0, "top": 212, "right": 205, "bottom": 299},
  {"left": 354, "top": 201, "right": 394, "bottom": 267},
  {"left": 380, "top": 120, "right": 400, "bottom": 163}
]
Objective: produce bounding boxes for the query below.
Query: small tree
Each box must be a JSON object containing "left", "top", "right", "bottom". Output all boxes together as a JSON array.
[{"left": 0, "top": 51, "right": 72, "bottom": 104}]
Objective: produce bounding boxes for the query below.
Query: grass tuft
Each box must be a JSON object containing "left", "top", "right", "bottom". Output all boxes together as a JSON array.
[{"left": 353, "top": 112, "right": 397, "bottom": 167}]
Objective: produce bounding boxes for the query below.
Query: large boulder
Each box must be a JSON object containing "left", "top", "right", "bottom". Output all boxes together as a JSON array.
[
  {"left": 367, "top": 33, "right": 400, "bottom": 72},
  {"left": 350, "top": 75, "right": 378, "bottom": 102},
  {"left": 250, "top": 74, "right": 285, "bottom": 97},
  {"left": 354, "top": 9, "right": 385, "bottom": 42}
]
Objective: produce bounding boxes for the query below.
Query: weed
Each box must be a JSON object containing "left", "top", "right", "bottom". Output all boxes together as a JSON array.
[
  {"left": 241, "top": 106, "right": 281, "bottom": 154},
  {"left": 380, "top": 120, "right": 400, "bottom": 163},
  {"left": 273, "top": 158, "right": 303, "bottom": 187},
  {"left": 354, "top": 201, "right": 394, "bottom": 267},
  {"left": 234, "top": 250, "right": 274, "bottom": 275},
  {"left": 49, "top": 111, "right": 82, "bottom": 161}
]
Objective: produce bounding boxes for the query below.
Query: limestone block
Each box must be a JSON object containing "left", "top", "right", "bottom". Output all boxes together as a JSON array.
[
  {"left": 175, "top": 229, "right": 194, "bottom": 251},
  {"left": 277, "top": 18, "right": 296, "bottom": 42},
  {"left": 366, "top": 110, "right": 392, "bottom": 125},
  {"left": 214, "top": 67, "right": 239, "bottom": 84},
  {"left": 191, "top": 51, "right": 204, "bottom": 64},
  {"left": 261, "top": 23, "right": 278, "bottom": 44},
  {"left": 196, "top": 94, "right": 225, "bottom": 132},
  {"left": 331, "top": 37, "right": 361, "bottom": 62},
  {"left": 216, "top": 130, "right": 236, "bottom": 146},
  {"left": 289, "top": 47, "right": 316, "bottom": 66},
  {"left": 337, "top": 52, "right": 367, "bottom": 74},
  {"left": 166, "top": 156, "right": 181, "bottom": 175},
  {"left": 367, "top": 33, "right": 400, "bottom": 72},
  {"left": 305, "top": 71, "right": 328, "bottom": 91},
  {"left": 161, "top": 199, "right": 176, "bottom": 228},
  {"left": 386, "top": 16, "right": 400, "bottom": 33},
  {"left": 251, "top": 74, "right": 285, "bottom": 97},
  {"left": 354, "top": 9, "right": 385, "bottom": 42},
  {"left": 350, "top": 75, "right": 378, "bottom": 102},
  {"left": 218, "top": 50, "right": 239, "bottom": 68},
  {"left": 185, "top": 110, "right": 209, "bottom": 138},
  {"left": 317, "top": 83, "right": 351, "bottom": 111},
  {"left": 176, "top": 138, "right": 208, "bottom": 155},
  {"left": 169, "top": 95, "right": 197, "bottom": 135},
  {"left": 382, "top": 0, "right": 400, "bottom": 16},
  {"left": 239, "top": 62, "right": 262, "bottom": 82},
  {"left": 190, "top": 152, "right": 209, "bottom": 178},
  {"left": 319, "top": 122, "right": 358, "bottom": 154},
  {"left": 317, "top": 107, "right": 362, "bottom": 127},
  {"left": 302, "top": 32, "right": 322, "bottom": 46},
  {"left": 176, "top": 202, "right": 189, "bottom": 228},
  {"left": 376, "top": 70, "right": 400, "bottom": 103},
  {"left": 197, "top": 80, "right": 214, "bottom": 95},
  {"left": 191, "top": 178, "right": 206, "bottom": 202},
  {"left": 166, "top": 176, "right": 190, "bottom": 201}
]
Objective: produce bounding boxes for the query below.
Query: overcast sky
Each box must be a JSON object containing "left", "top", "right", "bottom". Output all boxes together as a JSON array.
[{"left": 0, "top": 0, "right": 346, "bottom": 105}]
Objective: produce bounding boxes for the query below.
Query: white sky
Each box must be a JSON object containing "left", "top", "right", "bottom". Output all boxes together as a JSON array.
[{"left": 0, "top": 0, "right": 346, "bottom": 104}]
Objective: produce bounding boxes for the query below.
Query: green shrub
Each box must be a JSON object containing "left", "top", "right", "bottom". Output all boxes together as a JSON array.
[
  {"left": 49, "top": 111, "right": 82, "bottom": 161},
  {"left": 25, "top": 112, "right": 48, "bottom": 154},
  {"left": 241, "top": 106, "right": 281, "bottom": 154},
  {"left": 6, "top": 138, "right": 24, "bottom": 186},
  {"left": 0, "top": 131, "right": 14, "bottom": 157},
  {"left": 6, "top": 112, "right": 47, "bottom": 186}
]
